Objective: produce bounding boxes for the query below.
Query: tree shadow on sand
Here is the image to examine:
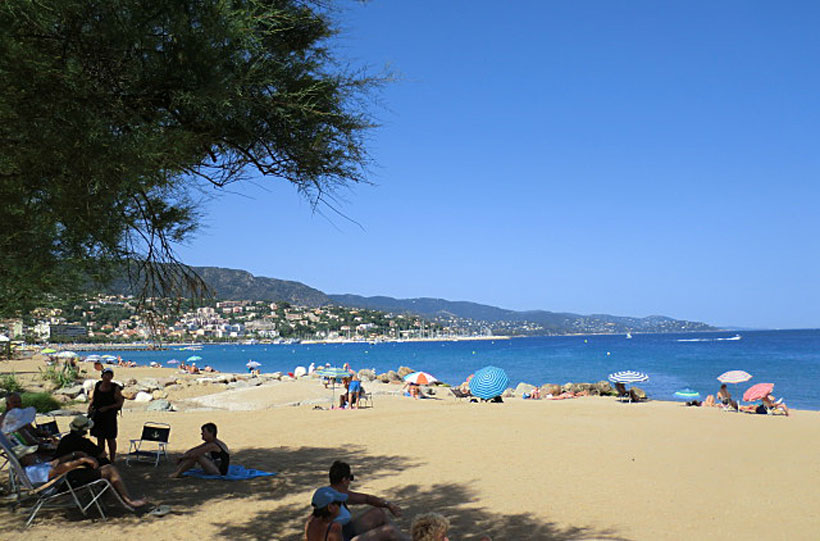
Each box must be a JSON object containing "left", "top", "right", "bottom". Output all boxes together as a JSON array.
[{"left": 2, "top": 445, "right": 631, "bottom": 540}]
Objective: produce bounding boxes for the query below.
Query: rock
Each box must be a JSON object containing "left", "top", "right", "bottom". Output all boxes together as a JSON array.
[
  {"left": 294, "top": 366, "right": 307, "bottom": 378},
  {"left": 387, "top": 370, "right": 402, "bottom": 382},
  {"left": 270, "top": 372, "right": 282, "bottom": 380},
  {"left": 503, "top": 387, "right": 516, "bottom": 398},
  {"left": 596, "top": 381, "right": 613, "bottom": 395},
  {"left": 56, "top": 394, "right": 73, "bottom": 404},
  {"left": 570, "top": 383, "right": 591, "bottom": 394},
  {"left": 631, "top": 386, "right": 647, "bottom": 400},
  {"left": 543, "top": 384, "right": 562, "bottom": 397},
  {"left": 561, "top": 382, "right": 574, "bottom": 393},
  {"left": 515, "top": 382, "right": 536, "bottom": 396},
  {"left": 397, "top": 366, "right": 415, "bottom": 378},
  {"left": 158, "top": 377, "right": 178, "bottom": 387},
  {"left": 357, "top": 369, "right": 376, "bottom": 382},
  {"left": 48, "top": 409, "right": 82, "bottom": 417},
  {"left": 121, "top": 387, "right": 138, "bottom": 400},
  {"left": 133, "top": 391, "right": 153, "bottom": 402},
  {"left": 147, "top": 399, "right": 172, "bottom": 412},
  {"left": 196, "top": 378, "right": 216, "bottom": 385},
  {"left": 54, "top": 384, "right": 84, "bottom": 398},
  {"left": 139, "top": 378, "right": 160, "bottom": 392},
  {"left": 280, "top": 375, "right": 294, "bottom": 382},
  {"left": 82, "top": 379, "right": 97, "bottom": 393},
  {"left": 74, "top": 393, "right": 88, "bottom": 403},
  {"left": 126, "top": 378, "right": 138, "bottom": 387},
  {"left": 152, "top": 390, "right": 168, "bottom": 400}
]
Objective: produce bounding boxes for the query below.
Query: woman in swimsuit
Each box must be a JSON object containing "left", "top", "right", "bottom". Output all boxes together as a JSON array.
[
  {"left": 169, "top": 422, "right": 230, "bottom": 478},
  {"left": 717, "top": 384, "right": 738, "bottom": 410},
  {"left": 305, "top": 487, "right": 347, "bottom": 541}
]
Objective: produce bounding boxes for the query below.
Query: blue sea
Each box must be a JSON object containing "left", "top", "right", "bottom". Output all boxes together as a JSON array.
[{"left": 86, "top": 329, "right": 820, "bottom": 411}]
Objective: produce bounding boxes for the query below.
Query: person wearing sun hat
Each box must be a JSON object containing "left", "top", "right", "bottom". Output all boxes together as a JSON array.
[
  {"left": 305, "top": 486, "right": 348, "bottom": 541},
  {"left": 55, "top": 415, "right": 110, "bottom": 465}
]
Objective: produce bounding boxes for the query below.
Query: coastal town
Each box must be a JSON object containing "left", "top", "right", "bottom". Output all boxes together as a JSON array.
[{"left": 0, "top": 294, "right": 507, "bottom": 344}]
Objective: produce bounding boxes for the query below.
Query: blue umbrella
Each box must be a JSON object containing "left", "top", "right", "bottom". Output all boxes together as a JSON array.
[
  {"left": 674, "top": 388, "right": 701, "bottom": 400},
  {"left": 186, "top": 355, "right": 202, "bottom": 362},
  {"left": 608, "top": 371, "right": 649, "bottom": 384},
  {"left": 469, "top": 366, "right": 509, "bottom": 400}
]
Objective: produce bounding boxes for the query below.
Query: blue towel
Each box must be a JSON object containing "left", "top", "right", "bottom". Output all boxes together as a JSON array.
[{"left": 182, "top": 464, "right": 277, "bottom": 481}]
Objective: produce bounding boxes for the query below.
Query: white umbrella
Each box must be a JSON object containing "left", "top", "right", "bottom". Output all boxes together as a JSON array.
[
  {"left": 608, "top": 370, "right": 649, "bottom": 383},
  {"left": 55, "top": 351, "right": 78, "bottom": 359},
  {"left": 717, "top": 370, "right": 752, "bottom": 384},
  {"left": 246, "top": 360, "right": 261, "bottom": 368}
]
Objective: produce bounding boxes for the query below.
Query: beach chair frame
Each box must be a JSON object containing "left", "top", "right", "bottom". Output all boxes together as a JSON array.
[
  {"left": 0, "top": 432, "right": 131, "bottom": 526},
  {"left": 126, "top": 422, "right": 171, "bottom": 467}
]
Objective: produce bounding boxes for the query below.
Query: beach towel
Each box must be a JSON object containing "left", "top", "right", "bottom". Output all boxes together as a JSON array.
[{"left": 182, "top": 464, "right": 277, "bottom": 481}]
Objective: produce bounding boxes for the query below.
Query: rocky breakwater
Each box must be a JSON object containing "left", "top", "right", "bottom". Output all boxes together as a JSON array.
[{"left": 506, "top": 380, "right": 620, "bottom": 398}]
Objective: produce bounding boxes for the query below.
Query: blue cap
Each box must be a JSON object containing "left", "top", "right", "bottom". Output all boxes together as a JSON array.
[{"left": 311, "top": 486, "right": 348, "bottom": 508}]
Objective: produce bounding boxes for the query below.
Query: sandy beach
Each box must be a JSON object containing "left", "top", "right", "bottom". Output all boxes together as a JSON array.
[{"left": 1, "top": 357, "right": 818, "bottom": 540}]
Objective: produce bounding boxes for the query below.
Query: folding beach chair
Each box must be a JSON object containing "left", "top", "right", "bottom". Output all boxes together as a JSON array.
[
  {"left": 358, "top": 391, "right": 374, "bottom": 408},
  {"left": 450, "top": 388, "right": 472, "bottom": 400},
  {"left": 0, "top": 432, "right": 132, "bottom": 526},
  {"left": 35, "top": 415, "right": 62, "bottom": 438},
  {"left": 126, "top": 422, "right": 170, "bottom": 467}
]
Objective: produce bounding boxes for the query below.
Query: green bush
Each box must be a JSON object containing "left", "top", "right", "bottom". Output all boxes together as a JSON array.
[
  {"left": 40, "top": 362, "right": 80, "bottom": 388},
  {"left": 0, "top": 372, "right": 24, "bottom": 393},
  {"left": 21, "top": 392, "right": 61, "bottom": 413}
]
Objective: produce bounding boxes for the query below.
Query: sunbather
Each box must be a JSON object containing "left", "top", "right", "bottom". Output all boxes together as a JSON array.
[
  {"left": 717, "top": 384, "right": 738, "bottom": 410},
  {"left": 20, "top": 448, "right": 147, "bottom": 508},
  {"left": 762, "top": 394, "right": 790, "bottom": 416},
  {"left": 614, "top": 383, "right": 640, "bottom": 402},
  {"left": 326, "top": 460, "right": 409, "bottom": 540},
  {"left": 169, "top": 422, "right": 230, "bottom": 478}
]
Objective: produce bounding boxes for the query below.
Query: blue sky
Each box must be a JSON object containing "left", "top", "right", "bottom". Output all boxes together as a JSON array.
[{"left": 176, "top": 1, "right": 820, "bottom": 329}]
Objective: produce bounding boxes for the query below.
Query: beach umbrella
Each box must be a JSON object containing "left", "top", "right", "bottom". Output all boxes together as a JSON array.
[
  {"left": 41, "top": 348, "right": 57, "bottom": 354},
  {"left": 84, "top": 354, "right": 101, "bottom": 362},
  {"left": 55, "top": 351, "right": 78, "bottom": 359},
  {"left": 101, "top": 355, "right": 117, "bottom": 362},
  {"left": 246, "top": 360, "right": 261, "bottom": 368},
  {"left": 744, "top": 382, "right": 774, "bottom": 402},
  {"left": 608, "top": 371, "right": 649, "bottom": 384},
  {"left": 404, "top": 371, "right": 438, "bottom": 385},
  {"left": 717, "top": 370, "right": 752, "bottom": 384},
  {"left": 469, "top": 366, "right": 509, "bottom": 400},
  {"left": 186, "top": 355, "right": 202, "bottom": 362},
  {"left": 674, "top": 388, "right": 701, "bottom": 400},
  {"left": 315, "top": 366, "right": 351, "bottom": 406},
  {"left": 166, "top": 359, "right": 180, "bottom": 365}
]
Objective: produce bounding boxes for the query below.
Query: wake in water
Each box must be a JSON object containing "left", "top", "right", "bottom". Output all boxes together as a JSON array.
[{"left": 677, "top": 335, "right": 742, "bottom": 342}]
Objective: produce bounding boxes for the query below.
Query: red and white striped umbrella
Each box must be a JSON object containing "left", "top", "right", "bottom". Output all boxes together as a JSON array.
[
  {"left": 404, "top": 371, "right": 438, "bottom": 385},
  {"left": 717, "top": 370, "right": 752, "bottom": 384}
]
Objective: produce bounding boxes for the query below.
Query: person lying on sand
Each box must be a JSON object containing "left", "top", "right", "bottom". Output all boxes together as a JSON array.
[
  {"left": 325, "top": 460, "right": 409, "bottom": 540},
  {"left": 169, "top": 422, "right": 230, "bottom": 478},
  {"left": 411, "top": 512, "right": 492, "bottom": 541},
  {"left": 19, "top": 448, "right": 147, "bottom": 508},
  {"left": 762, "top": 394, "right": 790, "bottom": 416}
]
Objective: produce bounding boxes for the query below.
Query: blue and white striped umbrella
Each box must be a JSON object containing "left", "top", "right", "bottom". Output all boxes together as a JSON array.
[
  {"left": 469, "top": 366, "right": 509, "bottom": 400},
  {"left": 186, "top": 355, "right": 202, "bottom": 362},
  {"left": 608, "top": 370, "right": 649, "bottom": 384}
]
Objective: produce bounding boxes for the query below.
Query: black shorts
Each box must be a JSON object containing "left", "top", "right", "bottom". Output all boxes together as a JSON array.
[{"left": 66, "top": 467, "right": 102, "bottom": 487}]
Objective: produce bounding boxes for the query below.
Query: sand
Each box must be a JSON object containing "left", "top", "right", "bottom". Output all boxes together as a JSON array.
[{"left": 1, "top": 357, "right": 818, "bottom": 540}]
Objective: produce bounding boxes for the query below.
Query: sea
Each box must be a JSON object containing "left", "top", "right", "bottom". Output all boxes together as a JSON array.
[{"left": 83, "top": 329, "right": 820, "bottom": 411}]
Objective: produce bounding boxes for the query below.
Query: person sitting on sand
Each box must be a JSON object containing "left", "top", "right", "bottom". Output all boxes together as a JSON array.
[
  {"left": 762, "top": 394, "right": 790, "bottom": 416},
  {"left": 402, "top": 382, "right": 421, "bottom": 399},
  {"left": 325, "top": 460, "right": 409, "bottom": 540},
  {"left": 306, "top": 486, "right": 348, "bottom": 541},
  {"left": 411, "top": 512, "right": 493, "bottom": 541},
  {"left": 170, "top": 422, "right": 230, "bottom": 478},
  {"left": 19, "top": 448, "right": 147, "bottom": 508},
  {"left": 55, "top": 415, "right": 110, "bottom": 465},
  {"left": 188, "top": 362, "right": 201, "bottom": 374},
  {"left": 717, "top": 384, "right": 738, "bottom": 410}
]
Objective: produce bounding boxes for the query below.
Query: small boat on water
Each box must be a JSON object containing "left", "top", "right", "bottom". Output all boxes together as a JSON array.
[{"left": 626, "top": 332, "right": 632, "bottom": 339}]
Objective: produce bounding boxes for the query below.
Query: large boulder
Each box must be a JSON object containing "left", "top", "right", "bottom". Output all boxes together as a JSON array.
[
  {"left": 379, "top": 370, "right": 401, "bottom": 383},
  {"left": 397, "top": 366, "right": 415, "bottom": 379},
  {"left": 54, "top": 385, "right": 84, "bottom": 398},
  {"left": 357, "top": 369, "right": 376, "bottom": 382},
  {"left": 514, "top": 382, "right": 536, "bottom": 396},
  {"left": 121, "top": 387, "right": 139, "bottom": 400},
  {"left": 631, "top": 386, "right": 647, "bottom": 400},
  {"left": 152, "top": 390, "right": 168, "bottom": 400},
  {"left": 270, "top": 371, "right": 283, "bottom": 380},
  {"left": 542, "top": 384, "right": 562, "bottom": 397},
  {"left": 596, "top": 381, "right": 613, "bottom": 395},
  {"left": 503, "top": 387, "right": 516, "bottom": 398},
  {"left": 561, "top": 382, "right": 574, "bottom": 393},
  {"left": 74, "top": 393, "right": 88, "bottom": 403},
  {"left": 133, "top": 391, "right": 153, "bottom": 403},
  {"left": 147, "top": 399, "right": 172, "bottom": 412},
  {"left": 294, "top": 366, "right": 307, "bottom": 379}
]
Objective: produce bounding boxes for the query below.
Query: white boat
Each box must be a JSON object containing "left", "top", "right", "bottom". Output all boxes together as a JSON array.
[{"left": 626, "top": 332, "right": 632, "bottom": 339}]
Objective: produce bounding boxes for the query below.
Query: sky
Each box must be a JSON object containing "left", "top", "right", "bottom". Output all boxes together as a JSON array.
[{"left": 175, "top": 1, "right": 820, "bottom": 329}]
